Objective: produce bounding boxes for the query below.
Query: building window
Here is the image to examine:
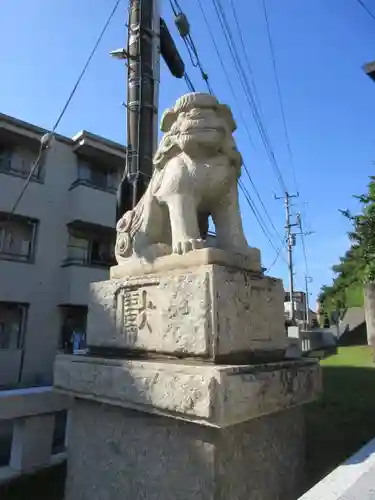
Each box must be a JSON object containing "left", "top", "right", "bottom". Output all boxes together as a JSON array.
[
  {"left": 0, "top": 214, "right": 38, "bottom": 262},
  {"left": 0, "top": 302, "right": 28, "bottom": 350},
  {"left": 0, "top": 146, "right": 42, "bottom": 180},
  {"left": 64, "top": 229, "right": 115, "bottom": 267},
  {"left": 73, "top": 159, "right": 120, "bottom": 193},
  {"left": 59, "top": 305, "right": 87, "bottom": 354}
]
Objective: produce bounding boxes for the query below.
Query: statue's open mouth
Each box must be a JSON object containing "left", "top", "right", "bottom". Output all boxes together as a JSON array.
[{"left": 180, "top": 127, "right": 221, "bottom": 135}]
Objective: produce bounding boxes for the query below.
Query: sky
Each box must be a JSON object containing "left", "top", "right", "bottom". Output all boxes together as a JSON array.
[{"left": 1, "top": 0, "right": 375, "bottom": 304}]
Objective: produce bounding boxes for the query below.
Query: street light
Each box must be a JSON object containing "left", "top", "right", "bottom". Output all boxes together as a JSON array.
[{"left": 110, "top": 48, "right": 128, "bottom": 60}]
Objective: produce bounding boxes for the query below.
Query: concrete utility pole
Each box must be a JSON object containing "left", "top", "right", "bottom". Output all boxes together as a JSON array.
[
  {"left": 304, "top": 275, "right": 312, "bottom": 329},
  {"left": 111, "top": 0, "right": 185, "bottom": 221},
  {"left": 276, "top": 192, "right": 299, "bottom": 323}
]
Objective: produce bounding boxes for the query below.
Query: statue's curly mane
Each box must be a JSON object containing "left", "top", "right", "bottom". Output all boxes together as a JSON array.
[{"left": 152, "top": 92, "right": 242, "bottom": 172}]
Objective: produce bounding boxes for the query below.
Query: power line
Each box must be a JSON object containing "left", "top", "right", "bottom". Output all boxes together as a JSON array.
[
  {"left": 265, "top": 245, "right": 284, "bottom": 274},
  {"left": 8, "top": 137, "right": 52, "bottom": 217},
  {"left": 298, "top": 213, "right": 310, "bottom": 278},
  {"left": 54, "top": 0, "right": 122, "bottom": 132},
  {"left": 9, "top": 0, "right": 122, "bottom": 216},
  {"left": 197, "top": 0, "right": 285, "bottom": 249},
  {"left": 261, "top": 0, "right": 298, "bottom": 192},
  {"left": 211, "top": 0, "right": 288, "bottom": 193},
  {"left": 168, "top": 0, "right": 285, "bottom": 266},
  {"left": 355, "top": 0, "right": 375, "bottom": 22},
  {"left": 183, "top": 72, "right": 196, "bottom": 92},
  {"left": 197, "top": 0, "right": 255, "bottom": 150},
  {"left": 243, "top": 162, "right": 285, "bottom": 247},
  {"left": 229, "top": 0, "right": 263, "bottom": 119},
  {"left": 170, "top": 0, "right": 213, "bottom": 94},
  {"left": 239, "top": 180, "right": 277, "bottom": 253},
  {"left": 239, "top": 179, "right": 288, "bottom": 266}
]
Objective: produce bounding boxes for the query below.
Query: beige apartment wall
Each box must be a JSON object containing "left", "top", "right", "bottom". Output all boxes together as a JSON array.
[
  {"left": 67, "top": 183, "right": 116, "bottom": 228},
  {"left": 0, "top": 137, "right": 116, "bottom": 386},
  {"left": 1, "top": 141, "right": 74, "bottom": 384}
]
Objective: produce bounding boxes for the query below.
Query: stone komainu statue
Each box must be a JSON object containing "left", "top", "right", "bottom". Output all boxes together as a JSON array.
[{"left": 115, "top": 92, "right": 250, "bottom": 264}]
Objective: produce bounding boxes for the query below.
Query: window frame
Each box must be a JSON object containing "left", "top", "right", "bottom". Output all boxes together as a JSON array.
[
  {"left": 0, "top": 302, "right": 28, "bottom": 351},
  {"left": 70, "top": 159, "right": 120, "bottom": 194},
  {"left": 59, "top": 305, "right": 88, "bottom": 352},
  {"left": 0, "top": 146, "right": 44, "bottom": 182},
  {"left": 64, "top": 229, "right": 115, "bottom": 268},
  {"left": 0, "top": 214, "right": 38, "bottom": 263}
]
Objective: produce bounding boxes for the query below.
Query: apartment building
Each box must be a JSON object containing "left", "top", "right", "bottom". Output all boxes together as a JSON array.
[{"left": 0, "top": 113, "right": 126, "bottom": 387}]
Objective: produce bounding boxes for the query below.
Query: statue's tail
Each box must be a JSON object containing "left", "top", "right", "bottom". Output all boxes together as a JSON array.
[{"left": 115, "top": 169, "right": 164, "bottom": 261}]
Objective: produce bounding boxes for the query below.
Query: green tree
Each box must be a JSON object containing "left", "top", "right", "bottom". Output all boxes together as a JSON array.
[
  {"left": 318, "top": 176, "right": 375, "bottom": 313},
  {"left": 342, "top": 176, "right": 375, "bottom": 283}
]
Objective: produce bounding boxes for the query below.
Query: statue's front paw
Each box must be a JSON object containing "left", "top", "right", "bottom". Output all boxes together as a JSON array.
[{"left": 173, "top": 238, "right": 204, "bottom": 255}]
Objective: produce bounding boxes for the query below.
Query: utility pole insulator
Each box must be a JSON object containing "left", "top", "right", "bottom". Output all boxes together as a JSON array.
[{"left": 175, "top": 13, "right": 190, "bottom": 37}]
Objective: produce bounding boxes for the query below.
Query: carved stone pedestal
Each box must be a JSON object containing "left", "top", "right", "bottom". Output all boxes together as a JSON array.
[{"left": 54, "top": 250, "right": 321, "bottom": 500}]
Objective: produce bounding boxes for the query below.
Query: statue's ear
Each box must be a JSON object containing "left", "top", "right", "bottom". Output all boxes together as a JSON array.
[{"left": 160, "top": 107, "right": 176, "bottom": 132}]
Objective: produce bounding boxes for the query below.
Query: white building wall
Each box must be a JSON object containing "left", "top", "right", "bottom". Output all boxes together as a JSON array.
[{"left": 0, "top": 127, "right": 120, "bottom": 386}]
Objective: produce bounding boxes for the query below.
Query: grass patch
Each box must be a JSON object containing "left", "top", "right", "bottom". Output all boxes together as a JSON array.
[
  {"left": 320, "top": 345, "right": 373, "bottom": 367},
  {"left": 305, "top": 346, "right": 375, "bottom": 489}
]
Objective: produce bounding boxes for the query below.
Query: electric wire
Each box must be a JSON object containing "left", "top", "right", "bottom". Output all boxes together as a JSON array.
[
  {"left": 229, "top": 0, "right": 263, "bottom": 120},
  {"left": 265, "top": 245, "right": 284, "bottom": 274},
  {"left": 212, "top": 0, "right": 287, "bottom": 193},
  {"left": 184, "top": 72, "right": 196, "bottom": 92},
  {"left": 260, "top": 0, "right": 298, "bottom": 192},
  {"left": 239, "top": 180, "right": 277, "bottom": 254},
  {"left": 169, "top": 0, "right": 213, "bottom": 94},
  {"left": 260, "top": 0, "right": 315, "bottom": 284},
  {"left": 177, "top": 28, "right": 283, "bottom": 256},
  {"left": 355, "top": 0, "right": 375, "bottom": 22},
  {"left": 299, "top": 214, "right": 310, "bottom": 278},
  {"left": 197, "top": 0, "right": 286, "bottom": 252},
  {"left": 8, "top": 0, "right": 122, "bottom": 216},
  {"left": 197, "top": 0, "right": 255, "bottom": 150},
  {"left": 243, "top": 162, "right": 285, "bottom": 247},
  {"left": 8, "top": 141, "right": 48, "bottom": 217},
  {"left": 239, "top": 179, "right": 288, "bottom": 266}
]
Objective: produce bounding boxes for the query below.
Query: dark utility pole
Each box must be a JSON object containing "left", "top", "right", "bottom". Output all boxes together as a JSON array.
[
  {"left": 114, "top": 0, "right": 158, "bottom": 218},
  {"left": 112, "top": 0, "right": 185, "bottom": 221}
]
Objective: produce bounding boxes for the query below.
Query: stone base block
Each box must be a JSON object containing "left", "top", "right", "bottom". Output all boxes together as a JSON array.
[
  {"left": 87, "top": 253, "right": 286, "bottom": 361},
  {"left": 64, "top": 399, "right": 306, "bottom": 500},
  {"left": 54, "top": 355, "right": 320, "bottom": 427},
  {"left": 110, "top": 247, "right": 262, "bottom": 278}
]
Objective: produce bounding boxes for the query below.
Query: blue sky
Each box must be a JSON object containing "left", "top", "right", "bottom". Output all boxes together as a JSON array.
[{"left": 1, "top": 0, "right": 375, "bottom": 304}]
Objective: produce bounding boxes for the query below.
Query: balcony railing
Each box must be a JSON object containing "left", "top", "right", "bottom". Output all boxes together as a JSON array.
[
  {"left": 0, "top": 158, "right": 43, "bottom": 182},
  {"left": 69, "top": 178, "right": 117, "bottom": 195},
  {"left": 0, "top": 386, "right": 71, "bottom": 485},
  {"left": 63, "top": 244, "right": 115, "bottom": 268}
]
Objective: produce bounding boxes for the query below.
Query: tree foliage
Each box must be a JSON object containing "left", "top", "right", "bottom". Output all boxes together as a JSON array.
[{"left": 318, "top": 176, "right": 375, "bottom": 313}]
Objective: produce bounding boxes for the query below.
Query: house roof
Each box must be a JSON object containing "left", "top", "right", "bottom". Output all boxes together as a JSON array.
[{"left": 0, "top": 112, "right": 126, "bottom": 158}]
